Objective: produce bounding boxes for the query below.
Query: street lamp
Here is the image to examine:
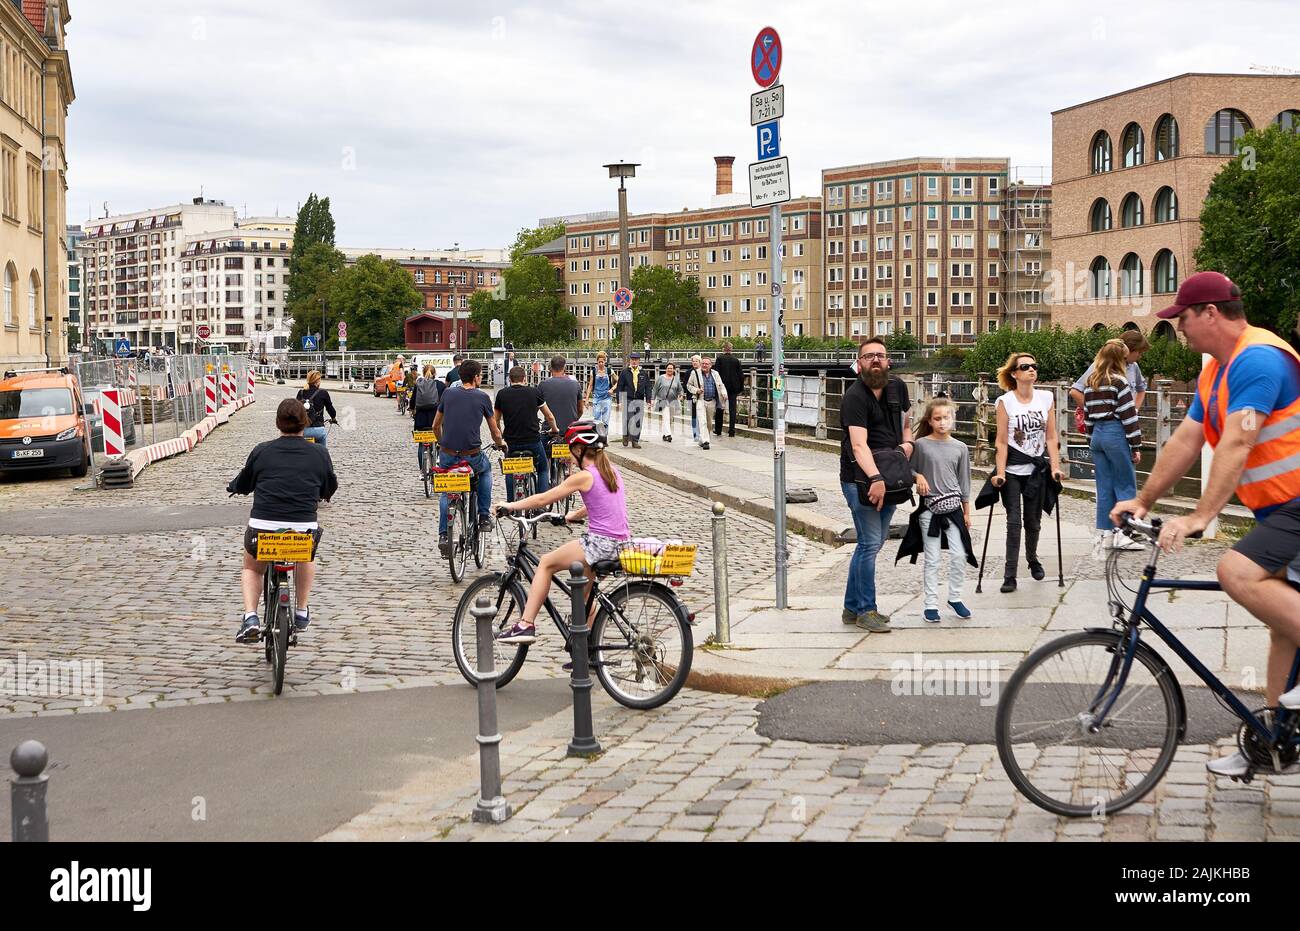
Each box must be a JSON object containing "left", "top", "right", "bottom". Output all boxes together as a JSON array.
[{"left": 604, "top": 160, "right": 639, "bottom": 361}]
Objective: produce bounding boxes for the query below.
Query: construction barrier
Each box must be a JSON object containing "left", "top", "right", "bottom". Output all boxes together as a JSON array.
[
  {"left": 100, "top": 388, "right": 125, "bottom": 457},
  {"left": 205, "top": 373, "right": 218, "bottom": 416}
]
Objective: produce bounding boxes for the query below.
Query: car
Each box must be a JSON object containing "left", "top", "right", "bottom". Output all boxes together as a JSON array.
[
  {"left": 0, "top": 368, "right": 92, "bottom": 478},
  {"left": 373, "top": 369, "right": 402, "bottom": 397},
  {"left": 81, "top": 385, "right": 138, "bottom": 453}
]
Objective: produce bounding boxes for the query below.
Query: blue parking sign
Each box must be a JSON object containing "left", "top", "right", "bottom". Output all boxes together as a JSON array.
[{"left": 757, "top": 120, "right": 780, "bottom": 161}]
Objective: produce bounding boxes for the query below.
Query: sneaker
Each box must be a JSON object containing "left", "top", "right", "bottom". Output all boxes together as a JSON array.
[
  {"left": 948, "top": 601, "right": 973, "bottom": 619},
  {"left": 701, "top": 441, "right": 711, "bottom": 450},
  {"left": 854, "top": 611, "right": 892, "bottom": 633},
  {"left": 495, "top": 622, "right": 537, "bottom": 645},
  {"left": 1206, "top": 751, "right": 1251, "bottom": 777},
  {"left": 1028, "top": 561, "right": 1046, "bottom": 581},
  {"left": 478, "top": 516, "right": 493, "bottom": 532},
  {"left": 1280, "top": 684, "right": 1300, "bottom": 710},
  {"left": 632, "top": 441, "right": 642, "bottom": 449},
  {"left": 923, "top": 609, "right": 940, "bottom": 623},
  {"left": 665, "top": 435, "right": 673, "bottom": 443},
  {"left": 1110, "top": 529, "right": 1146, "bottom": 551},
  {"left": 841, "top": 608, "right": 858, "bottom": 625},
  {"left": 438, "top": 532, "right": 450, "bottom": 557},
  {"left": 1000, "top": 578, "right": 1017, "bottom": 593},
  {"left": 235, "top": 612, "right": 260, "bottom": 644},
  {"left": 294, "top": 608, "right": 311, "bottom": 631}
]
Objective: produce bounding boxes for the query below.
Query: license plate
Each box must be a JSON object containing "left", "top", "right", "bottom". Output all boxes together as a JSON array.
[
  {"left": 255, "top": 532, "right": 315, "bottom": 562},
  {"left": 412, "top": 430, "right": 437, "bottom": 443},
  {"left": 501, "top": 456, "right": 535, "bottom": 475},
  {"left": 12, "top": 449, "right": 44, "bottom": 459},
  {"left": 551, "top": 443, "right": 570, "bottom": 459},
  {"left": 433, "top": 473, "right": 471, "bottom": 493}
]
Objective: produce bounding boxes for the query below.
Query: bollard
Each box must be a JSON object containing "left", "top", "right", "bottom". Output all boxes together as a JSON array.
[
  {"left": 566, "top": 563, "right": 601, "bottom": 757},
  {"left": 11, "top": 740, "right": 49, "bottom": 842},
  {"left": 711, "top": 501, "right": 731, "bottom": 644},
  {"left": 470, "top": 596, "right": 511, "bottom": 824}
]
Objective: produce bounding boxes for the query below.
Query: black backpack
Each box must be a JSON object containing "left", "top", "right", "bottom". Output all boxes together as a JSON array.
[
  {"left": 414, "top": 377, "right": 441, "bottom": 410},
  {"left": 854, "top": 378, "right": 914, "bottom": 507}
]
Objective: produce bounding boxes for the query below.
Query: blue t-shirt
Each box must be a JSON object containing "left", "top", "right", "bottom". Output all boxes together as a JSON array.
[
  {"left": 1188, "top": 344, "right": 1300, "bottom": 517},
  {"left": 437, "top": 384, "right": 494, "bottom": 451}
]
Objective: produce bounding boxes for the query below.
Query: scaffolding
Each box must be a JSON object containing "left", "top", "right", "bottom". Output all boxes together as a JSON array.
[{"left": 1001, "top": 166, "right": 1051, "bottom": 332}]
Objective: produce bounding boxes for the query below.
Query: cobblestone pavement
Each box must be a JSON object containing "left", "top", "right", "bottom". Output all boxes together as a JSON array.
[
  {"left": 323, "top": 687, "right": 1300, "bottom": 842},
  {"left": 0, "top": 384, "right": 825, "bottom": 716}
]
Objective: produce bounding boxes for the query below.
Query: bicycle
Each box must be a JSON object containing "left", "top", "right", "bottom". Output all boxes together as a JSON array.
[
  {"left": 397, "top": 386, "right": 411, "bottom": 416},
  {"left": 450, "top": 512, "right": 697, "bottom": 710},
  {"left": 501, "top": 449, "right": 541, "bottom": 540},
  {"left": 543, "top": 431, "right": 576, "bottom": 517},
  {"left": 415, "top": 430, "right": 438, "bottom": 499},
  {"left": 433, "top": 455, "right": 491, "bottom": 582},
  {"left": 251, "top": 530, "right": 316, "bottom": 697},
  {"left": 994, "top": 513, "right": 1291, "bottom": 817}
]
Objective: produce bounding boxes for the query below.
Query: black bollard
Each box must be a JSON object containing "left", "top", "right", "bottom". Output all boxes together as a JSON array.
[
  {"left": 11, "top": 740, "right": 49, "bottom": 842},
  {"left": 470, "top": 595, "right": 511, "bottom": 824},
  {"left": 567, "top": 562, "right": 602, "bottom": 757}
]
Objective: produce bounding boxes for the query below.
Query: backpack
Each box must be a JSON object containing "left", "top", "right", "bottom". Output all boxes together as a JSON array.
[{"left": 414, "top": 377, "right": 441, "bottom": 410}]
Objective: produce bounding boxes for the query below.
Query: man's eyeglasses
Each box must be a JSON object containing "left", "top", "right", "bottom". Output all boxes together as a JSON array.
[
  {"left": 859, "top": 352, "right": 888, "bottom": 361},
  {"left": 1016, "top": 363, "right": 1039, "bottom": 371}
]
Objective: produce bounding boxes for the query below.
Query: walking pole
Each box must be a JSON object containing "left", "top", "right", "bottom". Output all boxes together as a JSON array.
[
  {"left": 976, "top": 496, "right": 996, "bottom": 594},
  {"left": 1055, "top": 479, "right": 1065, "bottom": 587}
]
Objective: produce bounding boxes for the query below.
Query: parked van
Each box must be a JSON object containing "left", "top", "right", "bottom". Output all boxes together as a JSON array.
[{"left": 0, "top": 368, "right": 92, "bottom": 477}]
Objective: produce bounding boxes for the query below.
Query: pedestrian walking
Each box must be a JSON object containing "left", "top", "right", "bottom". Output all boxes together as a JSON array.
[
  {"left": 754, "top": 338, "right": 767, "bottom": 364},
  {"left": 615, "top": 351, "right": 651, "bottom": 448},
  {"left": 1081, "top": 339, "right": 1145, "bottom": 551},
  {"left": 896, "top": 398, "right": 977, "bottom": 622},
  {"left": 585, "top": 351, "right": 613, "bottom": 431},
  {"left": 713, "top": 342, "right": 744, "bottom": 437},
  {"left": 682, "top": 355, "right": 703, "bottom": 442},
  {"left": 987, "top": 352, "right": 1063, "bottom": 592},
  {"left": 296, "top": 370, "right": 338, "bottom": 446},
  {"left": 653, "top": 362, "right": 683, "bottom": 441},
  {"left": 687, "top": 356, "right": 729, "bottom": 450}
]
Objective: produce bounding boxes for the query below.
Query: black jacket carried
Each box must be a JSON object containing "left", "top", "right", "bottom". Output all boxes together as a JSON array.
[
  {"left": 974, "top": 446, "right": 1061, "bottom": 514},
  {"left": 615, "top": 366, "right": 653, "bottom": 402},
  {"left": 227, "top": 435, "right": 338, "bottom": 522},
  {"left": 713, "top": 353, "right": 744, "bottom": 396},
  {"left": 896, "top": 501, "right": 979, "bottom": 568}
]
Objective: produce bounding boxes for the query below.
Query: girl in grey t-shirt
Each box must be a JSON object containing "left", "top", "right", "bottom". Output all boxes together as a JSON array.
[{"left": 911, "top": 398, "right": 973, "bottom": 622}]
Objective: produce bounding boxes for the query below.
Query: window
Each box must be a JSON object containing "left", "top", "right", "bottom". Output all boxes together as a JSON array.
[
  {"left": 903, "top": 234, "right": 912, "bottom": 251},
  {"left": 27, "top": 271, "right": 39, "bottom": 328},
  {"left": 949, "top": 205, "right": 973, "bottom": 221},
  {"left": 1154, "top": 114, "right": 1179, "bottom": 160},
  {"left": 2, "top": 264, "right": 11, "bottom": 326},
  {"left": 706, "top": 301, "right": 717, "bottom": 314},
  {"left": 1091, "top": 131, "right": 1113, "bottom": 173},
  {"left": 1, "top": 144, "right": 16, "bottom": 220},
  {"left": 1120, "top": 253, "right": 1144, "bottom": 297},
  {"left": 706, "top": 224, "right": 717, "bottom": 237},
  {"left": 723, "top": 274, "right": 733, "bottom": 287},
  {"left": 989, "top": 292, "right": 999, "bottom": 307},
  {"left": 876, "top": 293, "right": 893, "bottom": 309},
  {"left": 1090, "top": 198, "right": 1113, "bottom": 231},
  {"left": 1121, "top": 193, "right": 1144, "bottom": 228},
  {"left": 707, "top": 250, "right": 717, "bottom": 263},
  {"left": 876, "top": 180, "right": 893, "bottom": 197},
  {"left": 903, "top": 178, "right": 913, "bottom": 197},
  {"left": 1154, "top": 186, "right": 1178, "bottom": 222},
  {"left": 722, "top": 223, "right": 732, "bottom": 236},
  {"left": 876, "top": 265, "right": 892, "bottom": 281},
  {"left": 1278, "top": 110, "right": 1300, "bottom": 132},
  {"left": 1205, "top": 109, "right": 1251, "bottom": 154},
  {"left": 1024, "top": 233, "right": 1041, "bottom": 248},
  {"left": 792, "top": 216, "right": 804, "bottom": 231},
  {"left": 1122, "top": 122, "right": 1145, "bottom": 167},
  {"left": 987, "top": 205, "right": 999, "bottom": 222},
  {"left": 1090, "top": 256, "right": 1112, "bottom": 299},
  {"left": 988, "top": 262, "right": 998, "bottom": 278},
  {"left": 926, "top": 319, "right": 938, "bottom": 336},
  {"left": 927, "top": 234, "right": 939, "bottom": 249},
  {"left": 925, "top": 176, "right": 937, "bottom": 195},
  {"left": 950, "top": 176, "right": 974, "bottom": 196},
  {"left": 926, "top": 205, "right": 938, "bottom": 221},
  {"left": 927, "top": 292, "right": 937, "bottom": 308},
  {"left": 722, "top": 248, "right": 732, "bottom": 261},
  {"left": 740, "top": 272, "right": 752, "bottom": 286},
  {"left": 876, "top": 235, "right": 893, "bottom": 251},
  {"left": 1025, "top": 318, "right": 1042, "bottom": 333},
  {"left": 875, "top": 208, "right": 892, "bottom": 224},
  {"left": 827, "top": 212, "right": 844, "bottom": 229},
  {"left": 758, "top": 246, "right": 768, "bottom": 260},
  {"left": 903, "top": 206, "right": 913, "bottom": 222},
  {"left": 1154, "top": 249, "right": 1178, "bottom": 293},
  {"left": 927, "top": 261, "right": 938, "bottom": 278},
  {"left": 988, "top": 177, "right": 1000, "bottom": 195}
]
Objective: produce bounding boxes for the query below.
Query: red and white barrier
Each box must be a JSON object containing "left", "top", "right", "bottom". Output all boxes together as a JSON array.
[
  {"left": 100, "top": 388, "right": 125, "bottom": 457},
  {"left": 204, "top": 373, "right": 218, "bottom": 416},
  {"left": 222, "top": 371, "right": 235, "bottom": 407},
  {"left": 247, "top": 368, "right": 255, "bottom": 401}
]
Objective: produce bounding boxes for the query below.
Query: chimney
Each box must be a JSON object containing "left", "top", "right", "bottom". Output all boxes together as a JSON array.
[{"left": 714, "top": 156, "right": 735, "bottom": 196}]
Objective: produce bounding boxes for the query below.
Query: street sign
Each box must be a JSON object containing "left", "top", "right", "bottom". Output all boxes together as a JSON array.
[
  {"left": 751, "top": 26, "right": 782, "bottom": 88},
  {"left": 339, "top": 338, "right": 348, "bottom": 350},
  {"left": 748, "top": 156, "right": 792, "bottom": 208},
  {"left": 490, "top": 318, "right": 502, "bottom": 340},
  {"left": 612, "top": 308, "right": 633, "bottom": 325},
  {"left": 757, "top": 120, "right": 781, "bottom": 160},
  {"left": 750, "top": 84, "right": 784, "bottom": 125},
  {"left": 772, "top": 282, "right": 782, "bottom": 297},
  {"left": 613, "top": 287, "right": 634, "bottom": 310},
  {"left": 337, "top": 321, "right": 347, "bottom": 339},
  {"left": 302, "top": 335, "right": 318, "bottom": 351},
  {"left": 114, "top": 338, "right": 131, "bottom": 356},
  {"left": 196, "top": 325, "right": 211, "bottom": 340}
]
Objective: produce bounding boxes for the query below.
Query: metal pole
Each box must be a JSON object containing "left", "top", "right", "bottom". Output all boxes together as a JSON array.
[
  {"left": 771, "top": 203, "right": 787, "bottom": 608},
  {"left": 618, "top": 181, "right": 632, "bottom": 363},
  {"left": 566, "top": 562, "right": 601, "bottom": 756},
  {"left": 11, "top": 740, "right": 49, "bottom": 842},
  {"left": 470, "top": 595, "right": 511, "bottom": 824},
  {"left": 711, "top": 502, "right": 731, "bottom": 644}
]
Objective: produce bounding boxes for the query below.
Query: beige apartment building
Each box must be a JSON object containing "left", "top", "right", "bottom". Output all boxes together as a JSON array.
[
  {"left": 0, "top": 0, "right": 72, "bottom": 368},
  {"left": 562, "top": 158, "right": 824, "bottom": 344},
  {"left": 1050, "top": 73, "right": 1300, "bottom": 334},
  {"left": 821, "top": 157, "right": 1011, "bottom": 346}
]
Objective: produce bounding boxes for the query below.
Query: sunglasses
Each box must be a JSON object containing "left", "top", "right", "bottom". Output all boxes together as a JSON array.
[{"left": 1016, "top": 363, "right": 1039, "bottom": 371}]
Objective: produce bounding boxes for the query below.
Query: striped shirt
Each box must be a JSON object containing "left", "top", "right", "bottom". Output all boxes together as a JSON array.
[{"left": 1083, "top": 378, "right": 1142, "bottom": 450}]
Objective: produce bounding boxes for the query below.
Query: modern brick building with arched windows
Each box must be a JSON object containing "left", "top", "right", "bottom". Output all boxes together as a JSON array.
[{"left": 1049, "top": 73, "right": 1300, "bottom": 333}]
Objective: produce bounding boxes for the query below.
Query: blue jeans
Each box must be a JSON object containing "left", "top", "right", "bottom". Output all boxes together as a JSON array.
[
  {"left": 505, "top": 440, "right": 551, "bottom": 501},
  {"left": 438, "top": 450, "right": 491, "bottom": 534},
  {"left": 304, "top": 426, "right": 327, "bottom": 447},
  {"left": 593, "top": 397, "right": 611, "bottom": 430},
  {"left": 841, "top": 481, "right": 896, "bottom": 615},
  {"left": 1090, "top": 419, "right": 1137, "bottom": 530}
]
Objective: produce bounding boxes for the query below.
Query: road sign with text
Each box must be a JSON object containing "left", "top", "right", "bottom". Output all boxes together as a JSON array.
[
  {"left": 748, "top": 157, "right": 792, "bottom": 208},
  {"left": 750, "top": 84, "right": 784, "bottom": 125}
]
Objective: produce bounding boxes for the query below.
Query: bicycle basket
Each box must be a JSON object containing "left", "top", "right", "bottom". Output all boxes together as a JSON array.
[{"left": 617, "top": 538, "right": 697, "bottom": 577}]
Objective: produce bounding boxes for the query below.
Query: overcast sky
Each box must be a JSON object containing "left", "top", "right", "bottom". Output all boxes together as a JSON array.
[{"left": 66, "top": 0, "right": 1298, "bottom": 250}]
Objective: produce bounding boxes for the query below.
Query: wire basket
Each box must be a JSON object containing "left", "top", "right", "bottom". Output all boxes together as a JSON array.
[{"left": 617, "top": 538, "right": 698, "bottom": 577}]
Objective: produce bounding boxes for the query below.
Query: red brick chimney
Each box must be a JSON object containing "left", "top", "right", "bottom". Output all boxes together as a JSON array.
[{"left": 714, "top": 156, "right": 735, "bottom": 196}]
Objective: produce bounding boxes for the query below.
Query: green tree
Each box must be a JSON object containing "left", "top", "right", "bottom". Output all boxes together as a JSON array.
[
  {"left": 1196, "top": 123, "right": 1300, "bottom": 338},
  {"left": 962, "top": 325, "right": 1201, "bottom": 382},
  {"left": 508, "top": 222, "right": 566, "bottom": 263},
  {"left": 328, "top": 254, "right": 423, "bottom": 351},
  {"left": 467, "top": 254, "right": 570, "bottom": 348},
  {"left": 885, "top": 330, "right": 920, "bottom": 352},
  {"left": 624, "top": 264, "right": 706, "bottom": 343},
  {"left": 287, "top": 242, "right": 345, "bottom": 349}
]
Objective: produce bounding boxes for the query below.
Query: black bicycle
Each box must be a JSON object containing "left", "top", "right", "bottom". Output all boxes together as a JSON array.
[
  {"left": 252, "top": 531, "right": 314, "bottom": 696},
  {"left": 415, "top": 431, "right": 438, "bottom": 499},
  {"left": 434, "top": 458, "right": 489, "bottom": 582},
  {"left": 501, "top": 450, "right": 544, "bottom": 540},
  {"left": 543, "top": 432, "right": 576, "bottom": 517},
  {"left": 995, "top": 514, "right": 1297, "bottom": 817},
  {"left": 451, "top": 512, "right": 696, "bottom": 710}
]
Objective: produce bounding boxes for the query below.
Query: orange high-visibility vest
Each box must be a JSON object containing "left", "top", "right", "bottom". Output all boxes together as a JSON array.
[{"left": 1198, "top": 326, "right": 1300, "bottom": 512}]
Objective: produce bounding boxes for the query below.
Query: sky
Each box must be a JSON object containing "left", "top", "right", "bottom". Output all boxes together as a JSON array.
[{"left": 65, "top": 0, "right": 1299, "bottom": 250}]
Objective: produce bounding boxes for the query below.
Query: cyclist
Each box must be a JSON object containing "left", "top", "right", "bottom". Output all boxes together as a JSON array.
[
  {"left": 494, "top": 420, "right": 631, "bottom": 645},
  {"left": 387, "top": 354, "right": 405, "bottom": 390},
  {"left": 412, "top": 363, "right": 442, "bottom": 472},
  {"left": 296, "top": 370, "right": 338, "bottom": 446},
  {"left": 445, "top": 353, "right": 465, "bottom": 387},
  {"left": 432, "top": 359, "right": 505, "bottom": 555},
  {"left": 495, "top": 364, "right": 558, "bottom": 501},
  {"left": 539, "top": 354, "right": 584, "bottom": 482},
  {"left": 399, "top": 363, "right": 418, "bottom": 414},
  {"left": 1109, "top": 272, "right": 1300, "bottom": 777},
  {"left": 227, "top": 399, "right": 338, "bottom": 643}
]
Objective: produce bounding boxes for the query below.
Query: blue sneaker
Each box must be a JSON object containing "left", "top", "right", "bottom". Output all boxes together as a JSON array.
[
  {"left": 294, "top": 608, "right": 311, "bottom": 631},
  {"left": 923, "top": 609, "right": 940, "bottom": 623},
  {"left": 948, "top": 601, "right": 972, "bottom": 619},
  {"left": 236, "top": 612, "right": 260, "bottom": 643}
]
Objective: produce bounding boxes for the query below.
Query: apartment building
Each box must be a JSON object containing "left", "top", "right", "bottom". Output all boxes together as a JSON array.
[
  {"left": 0, "top": 0, "right": 73, "bottom": 368},
  {"left": 821, "top": 157, "right": 1009, "bottom": 346},
  {"left": 65, "top": 222, "right": 80, "bottom": 346},
  {"left": 1001, "top": 177, "right": 1053, "bottom": 332},
  {"left": 1050, "top": 73, "right": 1300, "bottom": 334},
  {"left": 562, "top": 158, "right": 824, "bottom": 344}
]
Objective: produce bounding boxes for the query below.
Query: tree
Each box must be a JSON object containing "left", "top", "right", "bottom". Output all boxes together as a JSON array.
[
  {"left": 1196, "top": 123, "right": 1300, "bottom": 339},
  {"left": 508, "top": 222, "right": 566, "bottom": 263},
  {"left": 328, "top": 254, "right": 423, "bottom": 351},
  {"left": 467, "top": 253, "right": 570, "bottom": 348},
  {"left": 287, "top": 242, "right": 345, "bottom": 349},
  {"left": 624, "top": 265, "right": 706, "bottom": 343},
  {"left": 885, "top": 331, "right": 920, "bottom": 352}
]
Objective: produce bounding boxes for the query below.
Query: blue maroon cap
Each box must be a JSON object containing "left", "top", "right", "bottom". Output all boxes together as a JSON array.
[{"left": 1156, "top": 271, "right": 1241, "bottom": 318}]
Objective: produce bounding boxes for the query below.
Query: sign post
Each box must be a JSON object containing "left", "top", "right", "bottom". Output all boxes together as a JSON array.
[{"left": 749, "top": 25, "right": 789, "bottom": 608}]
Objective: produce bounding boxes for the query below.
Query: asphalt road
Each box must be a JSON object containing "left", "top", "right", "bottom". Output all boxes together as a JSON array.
[{"left": 0, "top": 680, "right": 572, "bottom": 841}]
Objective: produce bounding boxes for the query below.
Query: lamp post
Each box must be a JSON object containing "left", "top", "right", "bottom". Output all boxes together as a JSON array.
[{"left": 603, "top": 161, "right": 639, "bottom": 362}]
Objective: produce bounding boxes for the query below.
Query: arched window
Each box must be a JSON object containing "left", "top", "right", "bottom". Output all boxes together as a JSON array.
[
  {"left": 1121, "top": 322, "right": 1140, "bottom": 332},
  {"left": 1121, "top": 193, "right": 1144, "bottom": 228},
  {"left": 1090, "top": 257, "right": 1112, "bottom": 299},
  {"left": 1154, "top": 187, "right": 1178, "bottom": 223},
  {"left": 1091, "top": 323, "right": 1107, "bottom": 333},
  {"left": 1090, "top": 198, "right": 1112, "bottom": 232},
  {"left": 1154, "top": 250, "right": 1178, "bottom": 293},
  {"left": 27, "top": 271, "right": 39, "bottom": 329},
  {"left": 1153, "top": 320, "right": 1176, "bottom": 342},
  {"left": 2, "top": 264, "right": 12, "bottom": 327},
  {"left": 1120, "top": 253, "right": 1144, "bottom": 297},
  {"left": 1205, "top": 108, "right": 1252, "bottom": 154},
  {"left": 1278, "top": 110, "right": 1300, "bottom": 132},
  {"left": 1122, "top": 122, "right": 1145, "bottom": 167},
  {"left": 1154, "top": 114, "right": 1180, "bottom": 160},
  {"left": 1091, "top": 131, "right": 1112, "bottom": 173}
]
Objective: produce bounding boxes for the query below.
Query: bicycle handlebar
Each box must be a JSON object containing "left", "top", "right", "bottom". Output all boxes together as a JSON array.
[
  {"left": 493, "top": 508, "right": 582, "bottom": 529},
  {"left": 1120, "top": 513, "right": 1204, "bottom": 541}
]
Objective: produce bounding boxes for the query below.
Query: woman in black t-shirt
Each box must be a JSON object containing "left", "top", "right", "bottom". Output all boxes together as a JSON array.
[{"left": 296, "top": 370, "right": 338, "bottom": 446}]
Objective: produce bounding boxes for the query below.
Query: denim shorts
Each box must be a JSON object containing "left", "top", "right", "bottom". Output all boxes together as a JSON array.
[{"left": 581, "top": 532, "right": 626, "bottom": 565}]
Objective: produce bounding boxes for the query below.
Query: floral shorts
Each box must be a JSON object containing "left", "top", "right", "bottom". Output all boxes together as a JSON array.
[{"left": 581, "top": 532, "right": 627, "bottom": 566}]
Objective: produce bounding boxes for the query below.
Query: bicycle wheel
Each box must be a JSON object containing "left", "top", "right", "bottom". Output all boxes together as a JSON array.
[
  {"left": 451, "top": 573, "right": 530, "bottom": 688},
  {"left": 592, "top": 581, "right": 693, "bottom": 710},
  {"left": 473, "top": 511, "right": 488, "bottom": 568},
  {"left": 446, "top": 498, "right": 468, "bottom": 582},
  {"left": 995, "top": 630, "right": 1183, "bottom": 818},
  {"left": 270, "top": 578, "right": 291, "bottom": 696},
  {"left": 421, "top": 448, "right": 432, "bottom": 499},
  {"left": 262, "top": 571, "right": 275, "bottom": 664}
]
